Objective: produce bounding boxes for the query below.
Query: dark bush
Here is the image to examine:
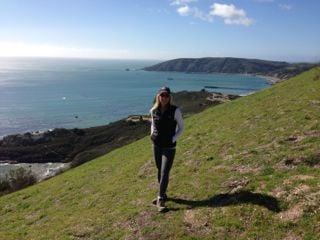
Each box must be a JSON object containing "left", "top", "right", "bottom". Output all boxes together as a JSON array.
[
  {"left": 0, "top": 179, "right": 10, "bottom": 193},
  {"left": 7, "top": 167, "right": 37, "bottom": 191},
  {"left": 0, "top": 167, "right": 37, "bottom": 196}
]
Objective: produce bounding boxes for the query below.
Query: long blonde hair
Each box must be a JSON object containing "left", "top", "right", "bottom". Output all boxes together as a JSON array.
[{"left": 150, "top": 93, "right": 173, "bottom": 112}]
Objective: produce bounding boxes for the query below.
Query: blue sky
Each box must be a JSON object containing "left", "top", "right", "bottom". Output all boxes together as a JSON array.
[{"left": 0, "top": 0, "right": 319, "bottom": 62}]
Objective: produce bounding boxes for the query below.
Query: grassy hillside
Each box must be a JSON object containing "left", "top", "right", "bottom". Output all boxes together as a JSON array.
[{"left": 1, "top": 68, "right": 319, "bottom": 240}]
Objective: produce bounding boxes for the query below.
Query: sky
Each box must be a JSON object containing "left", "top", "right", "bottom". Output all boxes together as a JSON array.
[{"left": 0, "top": 0, "right": 319, "bottom": 62}]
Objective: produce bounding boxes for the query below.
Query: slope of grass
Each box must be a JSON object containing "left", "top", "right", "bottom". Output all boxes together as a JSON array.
[{"left": 1, "top": 67, "right": 319, "bottom": 240}]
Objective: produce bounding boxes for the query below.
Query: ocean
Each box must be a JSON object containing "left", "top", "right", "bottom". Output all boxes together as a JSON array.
[{"left": 0, "top": 57, "right": 270, "bottom": 138}]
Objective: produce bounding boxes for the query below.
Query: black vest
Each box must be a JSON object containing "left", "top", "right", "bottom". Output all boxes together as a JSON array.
[{"left": 151, "top": 105, "right": 177, "bottom": 148}]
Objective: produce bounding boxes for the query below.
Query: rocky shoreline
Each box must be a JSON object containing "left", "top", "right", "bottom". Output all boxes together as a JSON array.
[{"left": 0, "top": 90, "right": 240, "bottom": 167}]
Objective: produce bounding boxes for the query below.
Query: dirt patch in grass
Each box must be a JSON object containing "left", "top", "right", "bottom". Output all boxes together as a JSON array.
[
  {"left": 259, "top": 181, "right": 267, "bottom": 190},
  {"left": 68, "top": 223, "right": 95, "bottom": 239},
  {"left": 184, "top": 158, "right": 202, "bottom": 169},
  {"left": 292, "top": 184, "right": 311, "bottom": 195},
  {"left": 283, "top": 232, "right": 302, "bottom": 240},
  {"left": 292, "top": 184, "right": 310, "bottom": 195},
  {"left": 303, "top": 191, "right": 320, "bottom": 213},
  {"left": 278, "top": 151, "right": 320, "bottom": 169},
  {"left": 283, "top": 130, "right": 320, "bottom": 145},
  {"left": 272, "top": 175, "right": 314, "bottom": 199},
  {"left": 271, "top": 186, "right": 287, "bottom": 198},
  {"left": 182, "top": 146, "right": 200, "bottom": 157},
  {"left": 218, "top": 143, "right": 234, "bottom": 159},
  {"left": 285, "top": 131, "right": 320, "bottom": 146},
  {"left": 273, "top": 178, "right": 319, "bottom": 222},
  {"left": 231, "top": 164, "right": 261, "bottom": 174},
  {"left": 285, "top": 135, "right": 305, "bottom": 143},
  {"left": 117, "top": 210, "right": 163, "bottom": 240},
  {"left": 208, "top": 165, "right": 230, "bottom": 175},
  {"left": 287, "top": 184, "right": 311, "bottom": 201},
  {"left": 222, "top": 178, "right": 250, "bottom": 193},
  {"left": 277, "top": 130, "right": 320, "bottom": 169},
  {"left": 255, "top": 140, "right": 281, "bottom": 150},
  {"left": 183, "top": 209, "right": 212, "bottom": 237},
  {"left": 303, "top": 130, "right": 320, "bottom": 137},
  {"left": 283, "top": 156, "right": 305, "bottom": 167},
  {"left": 277, "top": 203, "right": 304, "bottom": 222},
  {"left": 310, "top": 100, "right": 320, "bottom": 106},
  {"left": 282, "top": 175, "right": 315, "bottom": 185},
  {"left": 138, "top": 160, "right": 154, "bottom": 179},
  {"left": 25, "top": 210, "right": 42, "bottom": 225}
]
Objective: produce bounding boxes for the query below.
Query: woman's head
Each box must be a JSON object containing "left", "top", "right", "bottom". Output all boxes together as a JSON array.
[
  {"left": 157, "top": 86, "right": 171, "bottom": 107},
  {"left": 151, "top": 86, "right": 172, "bottom": 111}
]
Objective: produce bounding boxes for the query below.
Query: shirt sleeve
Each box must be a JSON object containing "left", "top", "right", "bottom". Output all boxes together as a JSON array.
[
  {"left": 172, "top": 108, "right": 184, "bottom": 143},
  {"left": 150, "top": 110, "right": 154, "bottom": 135}
]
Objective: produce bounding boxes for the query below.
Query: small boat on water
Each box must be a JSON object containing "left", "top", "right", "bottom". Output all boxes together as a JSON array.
[{"left": 167, "top": 77, "right": 174, "bottom": 80}]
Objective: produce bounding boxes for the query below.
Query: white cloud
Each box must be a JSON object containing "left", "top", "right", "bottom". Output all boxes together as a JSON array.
[
  {"left": 210, "top": 3, "right": 253, "bottom": 26},
  {"left": 174, "top": 1, "right": 213, "bottom": 22},
  {"left": 279, "top": 4, "right": 292, "bottom": 11},
  {"left": 170, "top": 1, "right": 251, "bottom": 26},
  {"left": 177, "top": 5, "right": 213, "bottom": 22},
  {"left": 177, "top": 5, "right": 191, "bottom": 16},
  {"left": 176, "top": 5, "right": 213, "bottom": 21},
  {"left": 193, "top": 7, "right": 213, "bottom": 22}
]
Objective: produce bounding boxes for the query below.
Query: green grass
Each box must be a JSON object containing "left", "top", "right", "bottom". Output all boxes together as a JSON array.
[{"left": 1, "top": 68, "right": 320, "bottom": 240}]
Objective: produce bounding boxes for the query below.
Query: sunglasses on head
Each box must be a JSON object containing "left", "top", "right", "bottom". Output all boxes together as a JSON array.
[{"left": 160, "top": 93, "right": 170, "bottom": 98}]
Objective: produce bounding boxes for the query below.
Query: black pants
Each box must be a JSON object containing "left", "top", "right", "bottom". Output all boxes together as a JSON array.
[{"left": 153, "top": 144, "right": 176, "bottom": 199}]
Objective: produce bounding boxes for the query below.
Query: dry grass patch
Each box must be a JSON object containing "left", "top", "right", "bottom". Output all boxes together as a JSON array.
[
  {"left": 231, "top": 164, "right": 261, "bottom": 174},
  {"left": 282, "top": 232, "right": 302, "bottom": 240},
  {"left": 222, "top": 178, "right": 250, "bottom": 193},
  {"left": 277, "top": 203, "right": 304, "bottom": 222},
  {"left": 138, "top": 160, "right": 154, "bottom": 179},
  {"left": 183, "top": 209, "right": 212, "bottom": 237}
]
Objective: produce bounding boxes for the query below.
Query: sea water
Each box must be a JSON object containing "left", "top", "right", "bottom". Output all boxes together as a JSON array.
[{"left": 0, "top": 57, "right": 270, "bottom": 138}]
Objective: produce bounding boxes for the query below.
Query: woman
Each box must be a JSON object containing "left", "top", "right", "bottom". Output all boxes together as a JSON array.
[{"left": 150, "top": 86, "right": 184, "bottom": 212}]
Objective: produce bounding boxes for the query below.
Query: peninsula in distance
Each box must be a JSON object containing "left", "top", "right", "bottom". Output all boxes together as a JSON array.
[{"left": 143, "top": 57, "right": 318, "bottom": 81}]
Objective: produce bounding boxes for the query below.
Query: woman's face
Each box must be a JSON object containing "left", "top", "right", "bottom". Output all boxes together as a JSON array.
[{"left": 159, "top": 92, "right": 170, "bottom": 107}]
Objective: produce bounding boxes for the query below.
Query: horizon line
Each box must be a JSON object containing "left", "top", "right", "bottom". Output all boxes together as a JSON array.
[{"left": 0, "top": 55, "right": 319, "bottom": 64}]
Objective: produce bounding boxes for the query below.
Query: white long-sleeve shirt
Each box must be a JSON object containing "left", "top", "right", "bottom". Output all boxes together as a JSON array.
[{"left": 150, "top": 107, "right": 184, "bottom": 144}]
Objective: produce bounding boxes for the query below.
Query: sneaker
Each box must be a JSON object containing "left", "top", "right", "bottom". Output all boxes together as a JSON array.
[
  {"left": 152, "top": 194, "right": 168, "bottom": 205},
  {"left": 156, "top": 198, "right": 166, "bottom": 212}
]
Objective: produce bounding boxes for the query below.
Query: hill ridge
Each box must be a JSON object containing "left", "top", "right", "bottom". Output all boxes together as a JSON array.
[{"left": 144, "top": 57, "right": 317, "bottom": 80}]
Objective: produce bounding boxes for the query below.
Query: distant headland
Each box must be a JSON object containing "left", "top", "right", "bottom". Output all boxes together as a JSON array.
[{"left": 143, "top": 57, "right": 318, "bottom": 83}]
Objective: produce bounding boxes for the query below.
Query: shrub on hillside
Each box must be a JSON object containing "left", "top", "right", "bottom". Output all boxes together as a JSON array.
[
  {"left": 7, "top": 167, "right": 37, "bottom": 191},
  {"left": 0, "top": 178, "right": 10, "bottom": 194},
  {"left": 1, "top": 167, "right": 37, "bottom": 196}
]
